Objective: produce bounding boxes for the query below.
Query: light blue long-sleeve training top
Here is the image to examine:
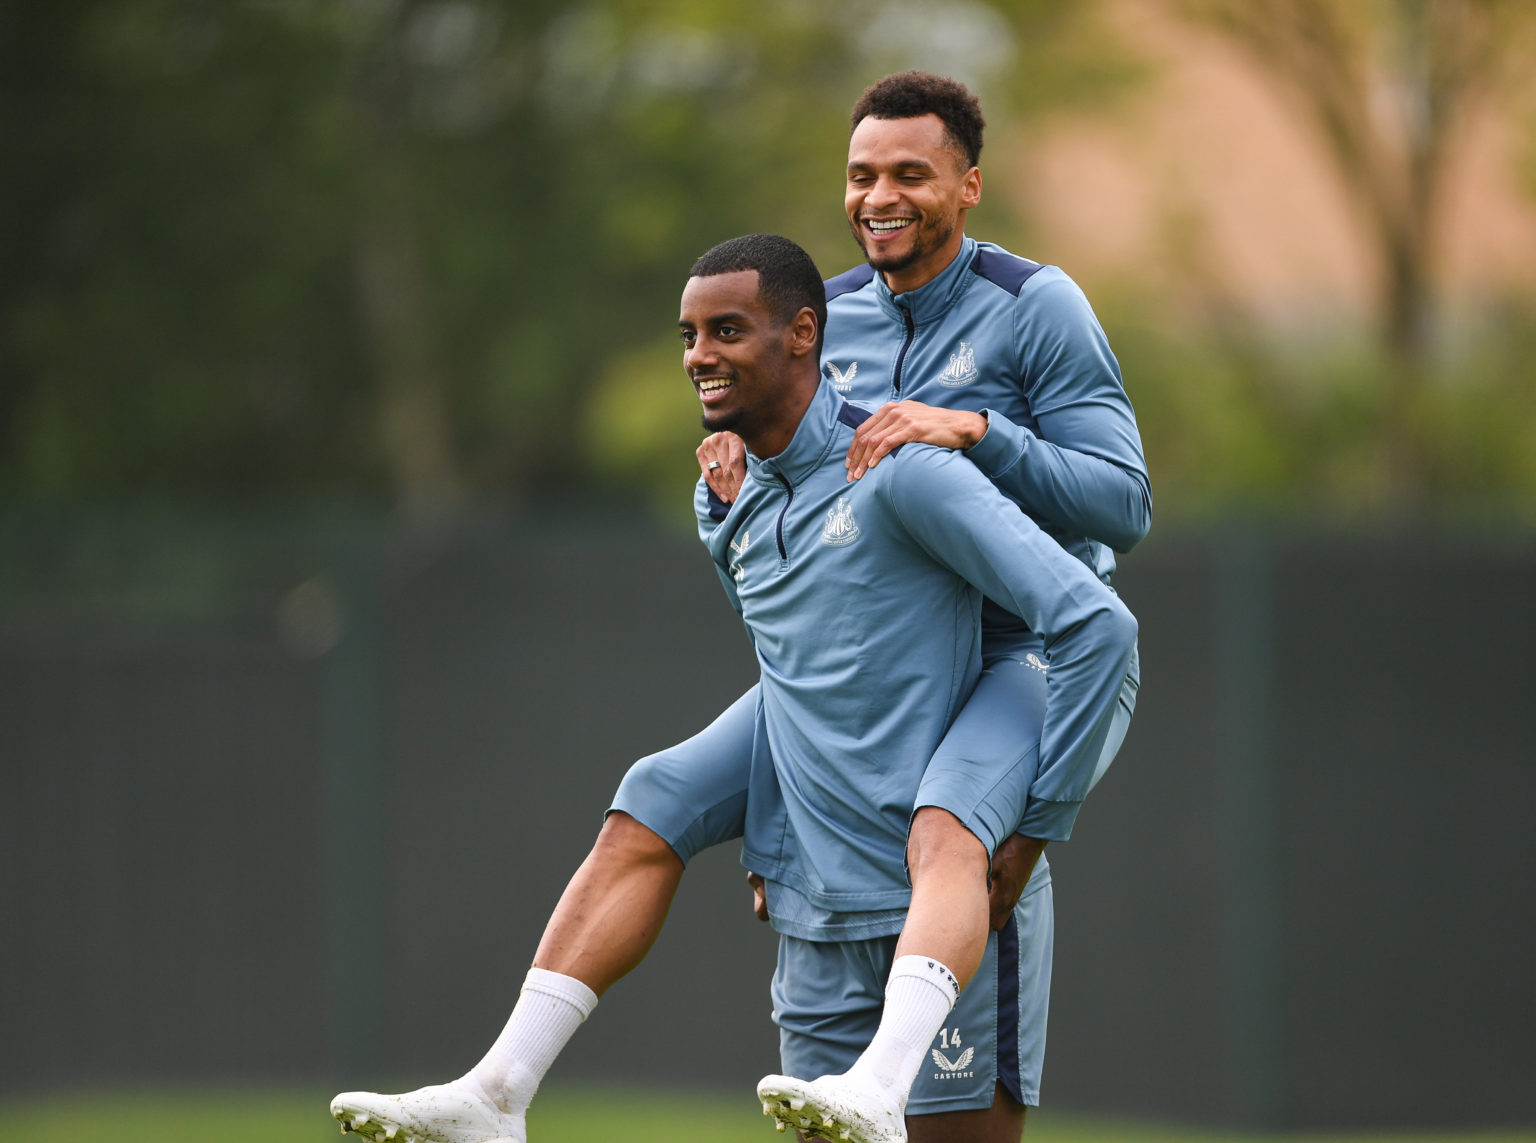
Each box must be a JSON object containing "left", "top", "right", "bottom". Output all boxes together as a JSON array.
[
  {"left": 701, "top": 378, "right": 1137, "bottom": 935},
  {"left": 822, "top": 236, "right": 1151, "bottom": 597},
  {"left": 818, "top": 237, "right": 1150, "bottom": 843}
]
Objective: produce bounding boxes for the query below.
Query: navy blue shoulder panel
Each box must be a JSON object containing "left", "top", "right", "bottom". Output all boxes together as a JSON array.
[
  {"left": 837, "top": 401, "right": 903, "bottom": 456},
  {"left": 837, "top": 402, "right": 873, "bottom": 431},
  {"left": 825, "top": 263, "right": 876, "bottom": 302},
  {"left": 706, "top": 486, "right": 732, "bottom": 522},
  {"left": 971, "top": 248, "right": 1044, "bottom": 297}
]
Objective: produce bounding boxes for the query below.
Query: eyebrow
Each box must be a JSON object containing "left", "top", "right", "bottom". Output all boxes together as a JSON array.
[
  {"left": 680, "top": 310, "right": 751, "bottom": 328},
  {"left": 848, "top": 156, "right": 936, "bottom": 173}
]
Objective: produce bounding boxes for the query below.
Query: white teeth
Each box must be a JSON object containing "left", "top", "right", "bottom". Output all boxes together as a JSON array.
[
  {"left": 868, "top": 219, "right": 910, "bottom": 231},
  {"left": 698, "top": 378, "right": 732, "bottom": 393}
]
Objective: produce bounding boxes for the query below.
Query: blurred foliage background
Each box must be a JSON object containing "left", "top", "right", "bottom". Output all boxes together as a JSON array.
[{"left": 3, "top": 0, "right": 1535, "bottom": 527}]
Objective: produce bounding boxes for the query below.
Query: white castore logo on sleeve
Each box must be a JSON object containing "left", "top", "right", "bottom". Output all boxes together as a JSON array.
[{"left": 730, "top": 529, "right": 753, "bottom": 582}]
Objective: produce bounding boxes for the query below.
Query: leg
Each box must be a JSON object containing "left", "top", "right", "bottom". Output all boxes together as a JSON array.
[
  {"left": 760, "top": 660, "right": 1047, "bottom": 1143},
  {"left": 531, "top": 811, "right": 683, "bottom": 995},
  {"left": 329, "top": 817, "right": 682, "bottom": 1143},
  {"left": 761, "top": 854, "right": 984, "bottom": 1143},
  {"left": 907, "top": 1084, "right": 1026, "bottom": 1143},
  {"left": 905, "top": 881, "right": 1053, "bottom": 1143},
  {"left": 761, "top": 839, "right": 1054, "bottom": 1143},
  {"left": 332, "top": 688, "right": 762, "bottom": 1143},
  {"left": 798, "top": 1098, "right": 1027, "bottom": 1143},
  {"left": 897, "top": 806, "right": 990, "bottom": 989},
  {"left": 762, "top": 935, "right": 907, "bottom": 1143}
]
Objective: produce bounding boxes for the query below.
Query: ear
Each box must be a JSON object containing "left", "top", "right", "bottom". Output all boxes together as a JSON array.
[
  {"left": 788, "top": 307, "right": 820, "bottom": 357},
  {"left": 960, "top": 166, "right": 982, "bottom": 211}
]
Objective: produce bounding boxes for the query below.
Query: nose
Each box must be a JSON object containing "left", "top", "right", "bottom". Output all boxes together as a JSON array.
[
  {"left": 685, "top": 335, "right": 715, "bottom": 372},
  {"left": 865, "top": 173, "right": 900, "bottom": 210}
]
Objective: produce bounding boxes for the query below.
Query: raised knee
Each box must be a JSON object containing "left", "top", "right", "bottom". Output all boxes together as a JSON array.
[
  {"left": 596, "top": 811, "right": 678, "bottom": 867},
  {"left": 906, "top": 807, "right": 986, "bottom": 876}
]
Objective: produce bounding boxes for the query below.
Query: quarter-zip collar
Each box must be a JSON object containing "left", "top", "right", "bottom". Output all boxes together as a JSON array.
[
  {"left": 874, "top": 234, "right": 978, "bottom": 327},
  {"left": 746, "top": 378, "right": 845, "bottom": 491}
]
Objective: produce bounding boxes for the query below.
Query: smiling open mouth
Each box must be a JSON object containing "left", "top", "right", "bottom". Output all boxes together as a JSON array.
[
  {"left": 866, "top": 218, "right": 913, "bottom": 233},
  {"left": 696, "top": 377, "right": 734, "bottom": 398}
]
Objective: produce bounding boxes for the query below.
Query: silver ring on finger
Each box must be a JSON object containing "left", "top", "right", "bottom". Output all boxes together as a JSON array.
[{"left": 707, "top": 460, "right": 722, "bottom": 471}]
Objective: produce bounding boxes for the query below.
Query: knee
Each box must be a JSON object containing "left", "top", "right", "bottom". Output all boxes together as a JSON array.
[
  {"left": 595, "top": 811, "right": 681, "bottom": 870},
  {"left": 906, "top": 807, "right": 987, "bottom": 879}
]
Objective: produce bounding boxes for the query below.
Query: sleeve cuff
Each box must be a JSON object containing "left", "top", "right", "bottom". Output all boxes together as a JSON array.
[
  {"left": 963, "top": 408, "right": 1030, "bottom": 477},
  {"left": 1017, "top": 797, "right": 1083, "bottom": 843}
]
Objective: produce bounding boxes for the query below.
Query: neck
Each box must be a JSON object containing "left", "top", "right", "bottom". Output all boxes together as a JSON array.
[
  {"left": 881, "top": 231, "right": 966, "bottom": 296},
  {"left": 742, "top": 370, "right": 820, "bottom": 460}
]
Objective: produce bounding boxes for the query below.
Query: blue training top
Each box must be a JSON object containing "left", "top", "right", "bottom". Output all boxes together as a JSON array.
[
  {"left": 822, "top": 235, "right": 1151, "bottom": 603},
  {"left": 699, "top": 378, "right": 1137, "bottom": 938}
]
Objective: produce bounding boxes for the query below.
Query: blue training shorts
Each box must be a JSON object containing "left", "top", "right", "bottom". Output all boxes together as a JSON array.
[
  {"left": 607, "top": 684, "right": 759, "bottom": 864},
  {"left": 609, "top": 641, "right": 1139, "bottom": 865},
  {"left": 771, "top": 866, "right": 1055, "bottom": 1113},
  {"left": 915, "top": 638, "right": 1139, "bottom": 857}
]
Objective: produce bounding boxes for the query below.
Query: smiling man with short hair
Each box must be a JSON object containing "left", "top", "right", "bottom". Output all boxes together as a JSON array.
[
  {"left": 330, "top": 71, "right": 1149, "bottom": 1143},
  {"left": 678, "top": 233, "right": 1136, "bottom": 1143}
]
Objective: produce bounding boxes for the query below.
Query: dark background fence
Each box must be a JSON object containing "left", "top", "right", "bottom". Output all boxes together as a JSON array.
[{"left": 1, "top": 510, "right": 1531, "bottom": 1130}]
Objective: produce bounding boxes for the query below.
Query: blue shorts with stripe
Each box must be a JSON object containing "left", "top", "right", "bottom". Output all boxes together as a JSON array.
[
  {"left": 608, "top": 685, "right": 758, "bottom": 863},
  {"left": 915, "top": 639, "right": 1139, "bottom": 856},
  {"left": 771, "top": 867, "right": 1054, "bottom": 1113},
  {"left": 609, "top": 639, "right": 1139, "bottom": 865}
]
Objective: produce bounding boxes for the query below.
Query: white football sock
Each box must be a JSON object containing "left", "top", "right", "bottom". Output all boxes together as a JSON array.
[
  {"left": 467, "top": 967, "right": 598, "bottom": 1114},
  {"left": 848, "top": 955, "right": 960, "bottom": 1102}
]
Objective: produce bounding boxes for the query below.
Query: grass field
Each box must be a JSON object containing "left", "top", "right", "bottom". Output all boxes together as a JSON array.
[{"left": 3, "top": 1087, "right": 1532, "bottom": 1143}]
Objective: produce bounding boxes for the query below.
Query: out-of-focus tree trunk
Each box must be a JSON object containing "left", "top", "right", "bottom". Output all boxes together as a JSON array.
[
  {"left": 354, "top": 173, "right": 463, "bottom": 521},
  {"left": 349, "top": 0, "right": 463, "bottom": 522},
  {"left": 1169, "top": 0, "right": 1525, "bottom": 501}
]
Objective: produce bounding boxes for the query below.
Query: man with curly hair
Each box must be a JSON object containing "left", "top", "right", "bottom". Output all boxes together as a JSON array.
[
  {"left": 701, "top": 71, "right": 1148, "bottom": 1142},
  {"left": 330, "top": 73, "right": 1148, "bottom": 1143}
]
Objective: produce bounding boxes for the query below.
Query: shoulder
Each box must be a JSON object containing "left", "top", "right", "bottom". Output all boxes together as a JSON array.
[
  {"left": 825, "top": 262, "right": 876, "bottom": 303},
  {"left": 968, "top": 244, "right": 1087, "bottom": 314},
  {"left": 834, "top": 399, "right": 879, "bottom": 434},
  {"left": 968, "top": 242, "right": 1048, "bottom": 298},
  {"left": 697, "top": 478, "right": 766, "bottom": 546}
]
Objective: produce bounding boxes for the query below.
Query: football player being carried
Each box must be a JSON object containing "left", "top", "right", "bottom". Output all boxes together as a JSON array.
[{"left": 333, "top": 69, "right": 1148, "bottom": 1143}]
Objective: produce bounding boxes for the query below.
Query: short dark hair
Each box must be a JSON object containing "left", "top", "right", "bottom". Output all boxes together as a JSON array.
[
  {"left": 850, "top": 71, "right": 985, "bottom": 169},
  {"left": 689, "top": 234, "right": 827, "bottom": 355}
]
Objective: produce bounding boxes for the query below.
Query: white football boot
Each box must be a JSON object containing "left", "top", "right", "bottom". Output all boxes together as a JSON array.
[
  {"left": 330, "top": 1077, "right": 525, "bottom": 1143},
  {"left": 757, "top": 1072, "right": 906, "bottom": 1143}
]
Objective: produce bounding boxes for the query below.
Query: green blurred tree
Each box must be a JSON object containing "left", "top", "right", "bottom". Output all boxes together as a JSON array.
[
  {"left": 7, "top": 0, "right": 1528, "bottom": 521},
  {"left": 574, "top": 0, "right": 1142, "bottom": 523},
  {"left": 1163, "top": 0, "right": 1536, "bottom": 502},
  {"left": 0, "top": 0, "right": 1133, "bottom": 517}
]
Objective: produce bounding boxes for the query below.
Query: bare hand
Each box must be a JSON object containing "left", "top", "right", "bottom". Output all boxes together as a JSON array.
[
  {"left": 697, "top": 432, "right": 747, "bottom": 503},
  {"left": 988, "top": 834, "right": 1046, "bottom": 931},
  {"left": 845, "top": 401, "right": 988, "bottom": 481},
  {"left": 746, "top": 871, "right": 769, "bottom": 922}
]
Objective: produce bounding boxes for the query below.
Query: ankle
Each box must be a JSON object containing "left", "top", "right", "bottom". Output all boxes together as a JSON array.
[{"left": 464, "top": 1063, "right": 532, "bottom": 1116}]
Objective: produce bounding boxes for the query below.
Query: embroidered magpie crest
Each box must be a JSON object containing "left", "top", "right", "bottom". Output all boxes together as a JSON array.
[
  {"left": 937, "top": 341, "right": 978, "bottom": 388},
  {"left": 1024, "top": 652, "right": 1048, "bottom": 673},
  {"left": 730, "top": 529, "right": 753, "bottom": 582},
  {"left": 826, "top": 361, "right": 859, "bottom": 392},
  {"left": 821, "top": 497, "right": 860, "bottom": 546}
]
